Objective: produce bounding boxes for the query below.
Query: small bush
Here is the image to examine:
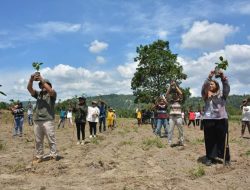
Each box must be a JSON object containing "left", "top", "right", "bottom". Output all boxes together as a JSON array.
[{"left": 189, "top": 165, "right": 205, "bottom": 179}]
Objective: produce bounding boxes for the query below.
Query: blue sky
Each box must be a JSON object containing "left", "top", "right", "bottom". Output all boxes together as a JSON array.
[{"left": 0, "top": 0, "right": 250, "bottom": 102}]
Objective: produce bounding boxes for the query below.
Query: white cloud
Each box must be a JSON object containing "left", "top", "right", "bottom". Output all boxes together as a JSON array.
[
  {"left": 117, "top": 52, "right": 138, "bottom": 79},
  {"left": 0, "top": 64, "right": 133, "bottom": 102},
  {"left": 89, "top": 40, "right": 108, "bottom": 53},
  {"left": 27, "top": 21, "right": 81, "bottom": 37},
  {"left": 181, "top": 20, "right": 237, "bottom": 50},
  {"left": 157, "top": 30, "right": 168, "bottom": 39},
  {"left": 179, "top": 44, "right": 250, "bottom": 96},
  {"left": 117, "top": 61, "right": 138, "bottom": 79},
  {"left": 96, "top": 56, "right": 106, "bottom": 64},
  {"left": 230, "top": 1, "right": 250, "bottom": 15}
]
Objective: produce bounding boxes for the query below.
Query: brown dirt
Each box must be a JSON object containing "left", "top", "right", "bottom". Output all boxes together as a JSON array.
[{"left": 0, "top": 112, "right": 250, "bottom": 190}]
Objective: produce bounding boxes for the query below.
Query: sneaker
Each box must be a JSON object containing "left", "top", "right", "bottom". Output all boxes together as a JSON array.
[
  {"left": 168, "top": 141, "right": 172, "bottom": 147},
  {"left": 81, "top": 140, "right": 85, "bottom": 145},
  {"left": 225, "top": 160, "right": 231, "bottom": 166},
  {"left": 205, "top": 158, "right": 212, "bottom": 166},
  {"left": 76, "top": 141, "right": 81, "bottom": 145},
  {"left": 32, "top": 157, "right": 42, "bottom": 164},
  {"left": 178, "top": 141, "right": 185, "bottom": 146},
  {"left": 49, "top": 154, "right": 59, "bottom": 161},
  {"left": 93, "top": 135, "right": 96, "bottom": 138},
  {"left": 89, "top": 135, "right": 93, "bottom": 138}
]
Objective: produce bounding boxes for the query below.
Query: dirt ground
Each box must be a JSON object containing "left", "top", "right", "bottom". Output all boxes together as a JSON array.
[{"left": 0, "top": 112, "right": 250, "bottom": 190}]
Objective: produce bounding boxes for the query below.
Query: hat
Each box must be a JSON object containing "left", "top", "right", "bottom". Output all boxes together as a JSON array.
[
  {"left": 92, "top": 100, "right": 97, "bottom": 104},
  {"left": 39, "top": 79, "right": 52, "bottom": 87},
  {"left": 242, "top": 99, "right": 248, "bottom": 103}
]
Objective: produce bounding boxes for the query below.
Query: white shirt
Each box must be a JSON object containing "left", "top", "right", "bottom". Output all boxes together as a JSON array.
[
  {"left": 67, "top": 111, "right": 72, "bottom": 118},
  {"left": 242, "top": 106, "right": 250, "bottom": 121},
  {"left": 27, "top": 108, "right": 33, "bottom": 115},
  {"left": 195, "top": 112, "right": 201, "bottom": 119},
  {"left": 87, "top": 106, "right": 100, "bottom": 122}
]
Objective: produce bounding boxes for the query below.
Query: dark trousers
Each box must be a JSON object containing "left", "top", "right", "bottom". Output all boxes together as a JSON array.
[
  {"left": 89, "top": 122, "right": 97, "bottom": 136},
  {"left": 99, "top": 117, "right": 106, "bottom": 132},
  {"left": 76, "top": 122, "right": 85, "bottom": 140},
  {"left": 241, "top": 121, "right": 250, "bottom": 135},
  {"left": 188, "top": 120, "right": 195, "bottom": 127},
  {"left": 196, "top": 119, "right": 200, "bottom": 126},
  {"left": 203, "top": 119, "right": 230, "bottom": 161}
]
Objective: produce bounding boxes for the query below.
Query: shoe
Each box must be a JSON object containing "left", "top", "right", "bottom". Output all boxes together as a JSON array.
[
  {"left": 50, "top": 155, "right": 59, "bottom": 161},
  {"left": 205, "top": 158, "right": 212, "bottom": 166},
  {"left": 89, "top": 135, "right": 93, "bottom": 138},
  {"left": 168, "top": 141, "right": 172, "bottom": 147},
  {"left": 178, "top": 141, "right": 185, "bottom": 146},
  {"left": 32, "top": 157, "right": 42, "bottom": 164},
  {"left": 19, "top": 134, "right": 22, "bottom": 137},
  {"left": 225, "top": 160, "right": 231, "bottom": 166},
  {"left": 81, "top": 141, "right": 85, "bottom": 145},
  {"left": 93, "top": 135, "right": 96, "bottom": 138},
  {"left": 76, "top": 141, "right": 81, "bottom": 145}
]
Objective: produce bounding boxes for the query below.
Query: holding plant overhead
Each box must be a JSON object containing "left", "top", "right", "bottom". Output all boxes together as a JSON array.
[
  {"left": 32, "top": 62, "right": 43, "bottom": 81},
  {"left": 214, "top": 56, "right": 229, "bottom": 78},
  {"left": 27, "top": 62, "right": 58, "bottom": 163}
]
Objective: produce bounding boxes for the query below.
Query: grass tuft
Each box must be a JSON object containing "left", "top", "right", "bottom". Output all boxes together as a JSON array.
[
  {"left": 119, "top": 140, "right": 133, "bottom": 146},
  {"left": 189, "top": 165, "right": 205, "bottom": 179},
  {"left": 142, "top": 137, "right": 165, "bottom": 150}
]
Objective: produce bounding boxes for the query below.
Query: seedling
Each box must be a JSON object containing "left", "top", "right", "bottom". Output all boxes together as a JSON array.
[
  {"left": 32, "top": 62, "right": 43, "bottom": 71},
  {"left": 214, "top": 56, "right": 229, "bottom": 78}
]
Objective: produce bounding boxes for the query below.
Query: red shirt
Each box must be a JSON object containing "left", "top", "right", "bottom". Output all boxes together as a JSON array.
[{"left": 189, "top": 112, "right": 195, "bottom": 120}]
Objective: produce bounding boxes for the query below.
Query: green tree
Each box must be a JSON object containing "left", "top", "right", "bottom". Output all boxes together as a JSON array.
[{"left": 131, "top": 40, "right": 188, "bottom": 103}]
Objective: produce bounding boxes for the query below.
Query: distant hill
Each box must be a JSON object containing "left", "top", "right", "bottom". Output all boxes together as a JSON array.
[
  {"left": 61, "top": 94, "right": 249, "bottom": 117},
  {"left": 2, "top": 94, "right": 248, "bottom": 117}
]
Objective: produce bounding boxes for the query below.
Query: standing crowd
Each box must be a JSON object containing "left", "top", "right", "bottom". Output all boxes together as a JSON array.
[{"left": 6, "top": 69, "right": 249, "bottom": 167}]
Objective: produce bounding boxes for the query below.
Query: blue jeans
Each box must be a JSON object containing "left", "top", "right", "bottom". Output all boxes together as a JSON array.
[
  {"left": 14, "top": 117, "right": 24, "bottom": 135},
  {"left": 155, "top": 118, "right": 168, "bottom": 136},
  {"left": 28, "top": 114, "right": 33, "bottom": 126},
  {"left": 99, "top": 117, "right": 106, "bottom": 132}
]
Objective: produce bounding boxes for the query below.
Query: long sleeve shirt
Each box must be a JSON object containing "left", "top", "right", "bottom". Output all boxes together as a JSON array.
[{"left": 201, "top": 78, "right": 230, "bottom": 120}]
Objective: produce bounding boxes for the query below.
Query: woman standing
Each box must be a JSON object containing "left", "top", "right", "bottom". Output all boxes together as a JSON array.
[
  {"left": 73, "top": 97, "right": 88, "bottom": 145},
  {"left": 201, "top": 70, "right": 230, "bottom": 166},
  {"left": 11, "top": 102, "right": 24, "bottom": 137},
  {"left": 87, "top": 101, "right": 100, "bottom": 138}
]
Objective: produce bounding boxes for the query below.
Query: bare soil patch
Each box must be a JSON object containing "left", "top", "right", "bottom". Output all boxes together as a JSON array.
[{"left": 0, "top": 113, "right": 250, "bottom": 190}]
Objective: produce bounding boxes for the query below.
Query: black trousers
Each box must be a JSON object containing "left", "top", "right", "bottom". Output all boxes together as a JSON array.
[
  {"left": 203, "top": 119, "right": 230, "bottom": 161},
  {"left": 75, "top": 122, "right": 86, "bottom": 141},
  {"left": 188, "top": 120, "right": 195, "bottom": 127},
  {"left": 89, "top": 122, "right": 97, "bottom": 136}
]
